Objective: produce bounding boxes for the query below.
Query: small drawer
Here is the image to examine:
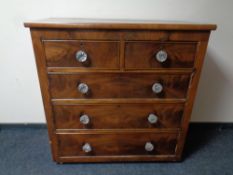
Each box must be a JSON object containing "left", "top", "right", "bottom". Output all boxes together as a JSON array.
[
  {"left": 125, "top": 42, "right": 197, "bottom": 69},
  {"left": 53, "top": 103, "right": 184, "bottom": 129},
  {"left": 49, "top": 73, "right": 190, "bottom": 99},
  {"left": 43, "top": 40, "right": 120, "bottom": 69},
  {"left": 57, "top": 132, "right": 178, "bottom": 157}
]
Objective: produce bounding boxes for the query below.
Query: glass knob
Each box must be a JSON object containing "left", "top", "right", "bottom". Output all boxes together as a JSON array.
[
  {"left": 78, "top": 83, "right": 89, "bottom": 94},
  {"left": 156, "top": 50, "right": 168, "bottom": 63},
  {"left": 80, "top": 114, "right": 90, "bottom": 125},
  {"left": 76, "top": 50, "right": 87, "bottom": 63},
  {"left": 82, "top": 143, "right": 92, "bottom": 153},
  {"left": 145, "top": 142, "right": 154, "bottom": 152},
  {"left": 152, "top": 83, "right": 163, "bottom": 94},
  {"left": 148, "top": 113, "right": 158, "bottom": 124}
]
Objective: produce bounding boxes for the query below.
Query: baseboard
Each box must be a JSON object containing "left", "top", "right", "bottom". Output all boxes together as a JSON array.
[
  {"left": 189, "top": 122, "right": 233, "bottom": 130},
  {"left": 0, "top": 123, "right": 47, "bottom": 129},
  {"left": 0, "top": 122, "right": 233, "bottom": 130}
]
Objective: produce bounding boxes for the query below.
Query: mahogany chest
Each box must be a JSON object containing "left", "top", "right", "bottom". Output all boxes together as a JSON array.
[{"left": 24, "top": 19, "right": 216, "bottom": 163}]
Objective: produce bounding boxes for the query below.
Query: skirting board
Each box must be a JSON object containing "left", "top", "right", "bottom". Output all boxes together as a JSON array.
[{"left": 0, "top": 122, "right": 233, "bottom": 130}]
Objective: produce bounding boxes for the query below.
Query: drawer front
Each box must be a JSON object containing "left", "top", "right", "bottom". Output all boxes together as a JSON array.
[
  {"left": 49, "top": 73, "right": 190, "bottom": 99},
  {"left": 57, "top": 132, "right": 178, "bottom": 156},
  {"left": 53, "top": 103, "right": 184, "bottom": 129},
  {"left": 43, "top": 40, "right": 120, "bottom": 69},
  {"left": 125, "top": 42, "right": 197, "bottom": 69}
]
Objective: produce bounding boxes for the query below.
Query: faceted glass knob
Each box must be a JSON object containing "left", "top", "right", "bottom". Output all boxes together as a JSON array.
[
  {"left": 145, "top": 142, "right": 154, "bottom": 152},
  {"left": 76, "top": 50, "right": 87, "bottom": 63},
  {"left": 148, "top": 113, "right": 158, "bottom": 124},
  {"left": 78, "top": 83, "right": 89, "bottom": 94},
  {"left": 80, "top": 114, "right": 90, "bottom": 125},
  {"left": 82, "top": 143, "right": 92, "bottom": 153},
  {"left": 152, "top": 83, "right": 163, "bottom": 94},
  {"left": 156, "top": 50, "right": 168, "bottom": 63}
]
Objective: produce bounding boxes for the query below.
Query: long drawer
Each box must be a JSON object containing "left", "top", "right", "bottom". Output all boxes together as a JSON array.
[
  {"left": 48, "top": 73, "right": 190, "bottom": 99},
  {"left": 53, "top": 103, "right": 184, "bottom": 129},
  {"left": 57, "top": 131, "right": 178, "bottom": 157}
]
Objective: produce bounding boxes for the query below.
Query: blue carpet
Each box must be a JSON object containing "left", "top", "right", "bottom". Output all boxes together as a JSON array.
[{"left": 0, "top": 124, "right": 232, "bottom": 175}]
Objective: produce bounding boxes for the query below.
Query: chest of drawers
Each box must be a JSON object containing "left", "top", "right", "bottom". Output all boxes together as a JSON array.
[{"left": 25, "top": 19, "right": 216, "bottom": 163}]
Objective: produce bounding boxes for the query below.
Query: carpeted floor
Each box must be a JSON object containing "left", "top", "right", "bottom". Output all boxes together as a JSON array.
[{"left": 0, "top": 124, "right": 232, "bottom": 175}]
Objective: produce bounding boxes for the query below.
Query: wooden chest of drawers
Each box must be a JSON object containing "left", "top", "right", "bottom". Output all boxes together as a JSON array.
[{"left": 25, "top": 18, "right": 216, "bottom": 163}]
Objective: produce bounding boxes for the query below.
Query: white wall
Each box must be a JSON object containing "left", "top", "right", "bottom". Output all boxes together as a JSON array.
[{"left": 0, "top": 0, "right": 232, "bottom": 123}]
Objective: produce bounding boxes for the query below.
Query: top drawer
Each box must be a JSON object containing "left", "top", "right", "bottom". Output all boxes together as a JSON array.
[
  {"left": 125, "top": 42, "right": 197, "bottom": 69},
  {"left": 43, "top": 40, "right": 120, "bottom": 69}
]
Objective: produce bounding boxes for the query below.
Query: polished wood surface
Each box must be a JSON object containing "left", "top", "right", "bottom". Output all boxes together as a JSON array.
[
  {"left": 49, "top": 73, "right": 190, "bottom": 99},
  {"left": 125, "top": 42, "right": 197, "bottom": 69},
  {"left": 24, "top": 18, "right": 217, "bottom": 31},
  {"left": 30, "top": 29, "right": 59, "bottom": 161},
  {"left": 29, "top": 30, "right": 211, "bottom": 42},
  {"left": 53, "top": 103, "right": 184, "bottom": 129},
  {"left": 44, "top": 40, "right": 120, "bottom": 69},
  {"left": 25, "top": 19, "right": 216, "bottom": 163},
  {"left": 57, "top": 131, "right": 178, "bottom": 156}
]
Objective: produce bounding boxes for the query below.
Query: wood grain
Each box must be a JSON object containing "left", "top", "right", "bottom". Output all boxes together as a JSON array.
[
  {"left": 125, "top": 42, "right": 197, "bottom": 69},
  {"left": 47, "top": 67, "right": 194, "bottom": 73},
  {"left": 27, "top": 30, "right": 211, "bottom": 42},
  {"left": 25, "top": 19, "right": 216, "bottom": 162},
  {"left": 24, "top": 18, "right": 217, "bottom": 31},
  {"left": 176, "top": 35, "right": 211, "bottom": 159},
  {"left": 57, "top": 131, "right": 178, "bottom": 157},
  {"left": 44, "top": 40, "right": 120, "bottom": 69},
  {"left": 30, "top": 29, "right": 59, "bottom": 161},
  {"left": 52, "top": 98, "right": 186, "bottom": 105},
  {"left": 53, "top": 103, "right": 184, "bottom": 129},
  {"left": 48, "top": 73, "right": 190, "bottom": 99},
  {"left": 57, "top": 155, "right": 178, "bottom": 162}
]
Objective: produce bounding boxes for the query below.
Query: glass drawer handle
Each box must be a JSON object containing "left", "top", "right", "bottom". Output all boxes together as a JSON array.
[
  {"left": 156, "top": 50, "right": 168, "bottom": 63},
  {"left": 148, "top": 113, "right": 158, "bottom": 124},
  {"left": 152, "top": 83, "right": 163, "bottom": 94},
  {"left": 80, "top": 114, "right": 90, "bottom": 125},
  {"left": 76, "top": 50, "right": 88, "bottom": 63},
  {"left": 78, "top": 83, "right": 89, "bottom": 94},
  {"left": 145, "top": 142, "right": 154, "bottom": 152},
  {"left": 82, "top": 143, "right": 92, "bottom": 153}
]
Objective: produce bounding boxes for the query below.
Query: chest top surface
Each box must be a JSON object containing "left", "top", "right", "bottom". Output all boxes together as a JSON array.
[{"left": 24, "top": 18, "right": 217, "bottom": 30}]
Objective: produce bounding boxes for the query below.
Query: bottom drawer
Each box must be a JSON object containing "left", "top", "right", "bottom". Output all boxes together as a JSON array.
[{"left": 57, "top": 132, "right": 178, "bottom": 157}]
